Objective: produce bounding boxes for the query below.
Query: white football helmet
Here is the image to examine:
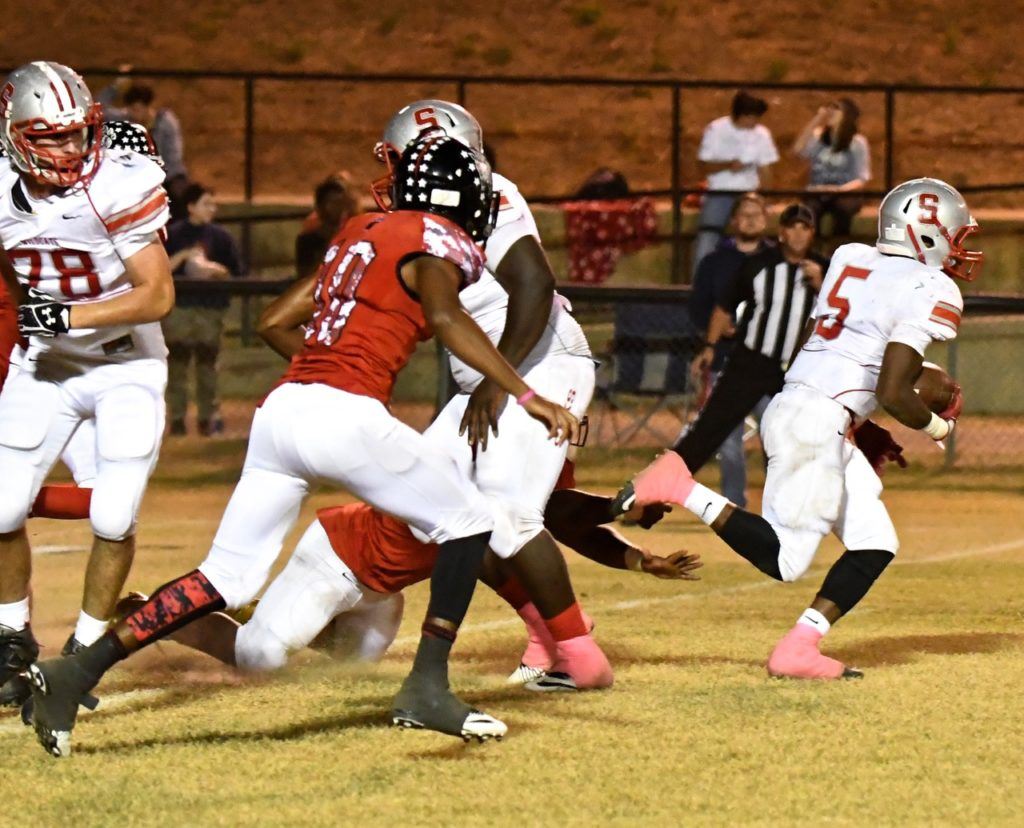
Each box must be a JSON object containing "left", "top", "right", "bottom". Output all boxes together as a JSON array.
[
  {"left": 372, "top": 100, "right": 483, "bottom": 210},
  {"left": 0, "top": 61, "right": 102, "bottom": 188},
  {"left": 876, "top": 177, "right": 983, "bottom": 281}
]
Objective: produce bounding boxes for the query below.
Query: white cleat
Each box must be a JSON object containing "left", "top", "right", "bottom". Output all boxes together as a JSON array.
[
  {"left": 506, "top": 663, "right": 547, "bottom": 686},
  {"left": 460, "top": 711, "right": 508, "bottom": 743}
]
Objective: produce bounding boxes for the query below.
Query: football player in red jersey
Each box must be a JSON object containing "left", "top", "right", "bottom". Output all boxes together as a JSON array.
[{"left": 26, "top": 134, "right": 579, "bottom": 756}]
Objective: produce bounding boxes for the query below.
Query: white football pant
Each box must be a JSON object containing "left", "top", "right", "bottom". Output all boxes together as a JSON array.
[
  {"left": 423, "top": 354, "right": 595, "bottom": 558},
  {"left": 760, "top": 383, "right": 899, "bottom": 582},
  {"left": 234, "top": 519, "right": 404, "bottom": 671},
  {"left": 0, "top": 358, "right": 166, "bottom": 540},
  {"left": 198, "top": 382, "right": 503, "bottom": 609}
]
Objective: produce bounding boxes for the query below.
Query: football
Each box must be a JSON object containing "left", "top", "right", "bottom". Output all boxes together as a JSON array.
[{"left": 914, "top": 362, "right": 958, "bottom": 414}]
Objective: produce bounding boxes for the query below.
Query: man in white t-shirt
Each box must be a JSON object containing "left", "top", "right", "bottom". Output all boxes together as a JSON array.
[{"left": 693, "top": 90, "right": 779, "bottom": 273}]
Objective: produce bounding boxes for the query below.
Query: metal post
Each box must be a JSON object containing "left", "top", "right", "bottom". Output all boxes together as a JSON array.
[
  {"left": 884, "top": 88, "right": 895, "bottom": 190},
  {"left": 456, "top": 79, "right": 467, "bottom": 106},
  {"left": 944, "top": 338, "right": 958, "bottom": 468},
  {"left": 670, "top": 84, "right": 683, "bottom": 283},
  {"left": 241, "top": 77, "right": 255, "bottom": 346}
]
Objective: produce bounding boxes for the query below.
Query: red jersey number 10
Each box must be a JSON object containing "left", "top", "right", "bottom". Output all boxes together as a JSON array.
[
  {"left": 311, "top": 240, "right": 376, "bottom": 347},
  {"left": 814, "top": 265, "right": 871, "bottom": 341}
]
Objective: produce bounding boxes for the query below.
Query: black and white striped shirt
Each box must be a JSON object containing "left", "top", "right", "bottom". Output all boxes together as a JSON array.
[{"left": 725, "top": 247, "right": 828, "bottom": 369}]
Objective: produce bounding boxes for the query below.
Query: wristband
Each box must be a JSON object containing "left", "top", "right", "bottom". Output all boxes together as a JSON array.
[
  {"left": 921, "top": 412, "right": 951, "bottom": 440},
  {"left": 516, "top": 389, "right": 536, "bottom": 406}
]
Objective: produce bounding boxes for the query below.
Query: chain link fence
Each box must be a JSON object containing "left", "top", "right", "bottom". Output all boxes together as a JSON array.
[{"left": 199, "top": 281, "right": 1024, "bottom": 470}]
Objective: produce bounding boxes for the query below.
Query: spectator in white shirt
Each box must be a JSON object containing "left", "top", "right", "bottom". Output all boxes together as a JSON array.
[
  {"left": 792, "top": 97, "right": 871, "bottom": 238},
  {"left": 693, "top": 91, "right": 779, "bottom": 274}
]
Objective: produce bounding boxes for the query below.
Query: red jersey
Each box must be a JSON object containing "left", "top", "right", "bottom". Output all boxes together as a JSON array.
[
  {"left": 281, "top": 210, "right": 485, "bottom": 404},
  {"left": 0, "top": 278, "right": 17, "bottom": 388},
  {"left": 318, "top": 460, "right": 578, "bottom": 594}
]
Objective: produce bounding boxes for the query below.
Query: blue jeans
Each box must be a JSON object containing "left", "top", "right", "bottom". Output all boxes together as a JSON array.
[{"left": 692, "top": 193, "right": 738, "bottom": 277}]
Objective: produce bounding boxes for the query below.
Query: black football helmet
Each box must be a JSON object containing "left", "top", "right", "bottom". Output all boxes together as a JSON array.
[{"left": 391, "top": 133, "right": 499, "bottom": 243}]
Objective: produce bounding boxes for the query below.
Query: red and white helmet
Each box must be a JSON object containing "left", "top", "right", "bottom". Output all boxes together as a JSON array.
[
  {"left": 372, "top": 100, "right": 483, "bottom": 210},
  {"left": 0, "top": 61, "right": 102, "bottom": 188},
  {"left": 876, "top": 177, "right": 983, "bottom": 281}
]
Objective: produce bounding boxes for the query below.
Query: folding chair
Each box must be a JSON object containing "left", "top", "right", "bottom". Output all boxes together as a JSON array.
[{"left": 593, "top": 301, "right": 701, "bottom": 446}]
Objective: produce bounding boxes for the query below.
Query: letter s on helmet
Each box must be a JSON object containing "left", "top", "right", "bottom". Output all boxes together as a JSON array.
[
  {"left": 372, "top": 100, "right": 483, "bottom": 211},
  {"left": 876, "top": 177, "right": 983, "bottom": 281}
]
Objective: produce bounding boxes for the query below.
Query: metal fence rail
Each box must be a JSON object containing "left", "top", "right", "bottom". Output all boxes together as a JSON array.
[{"left": 185, "top": 278, "right": 1024, "bottom": 468}]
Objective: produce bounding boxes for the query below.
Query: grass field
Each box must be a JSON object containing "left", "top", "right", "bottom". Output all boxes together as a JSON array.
[{"left": 3, "top": 428, "right": 1024, "bottom": 826}]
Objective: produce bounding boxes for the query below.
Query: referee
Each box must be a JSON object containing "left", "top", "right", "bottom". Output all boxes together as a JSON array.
[{"left": 675, "top": 203, "right": 827, "bottom": 472}]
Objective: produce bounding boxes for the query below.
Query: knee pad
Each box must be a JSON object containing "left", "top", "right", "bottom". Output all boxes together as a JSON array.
[
  {"left": 329, "top": 592, "right": 405, "bottom": 662},
  {"left": 480, "top": 495, "right": 537, "bottom": 560},
  {"left": 503, "top": 502, "right": 546, "bottom": 559},
  {"left": 235, "top": 619, "right": 290, "bottom": 672},
  {"left": 89, "top": 488, "right": 138, "bottom": 541}
]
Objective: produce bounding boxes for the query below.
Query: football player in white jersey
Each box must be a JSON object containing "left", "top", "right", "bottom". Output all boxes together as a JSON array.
[
  {"left": 612, "top": 178, "right": 976, "bottom": 678},
  {"left": 0, "top": 62, "right": 173, "bottom": 688},
  {"left": 375, "top": 101, "right": 610, "bottom": 688}
]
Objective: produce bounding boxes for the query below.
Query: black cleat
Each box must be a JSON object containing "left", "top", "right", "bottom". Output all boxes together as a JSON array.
[
  {"left": 608, "top": 481, "right": 637, "bottom": 521},
  {"left": 842, "top": 666, "right": 864, "bottom": 679},
  {"left": 27, "top": 658, "right": 100, "bottom": 759},
  {"left": 391, "top": 674, "right": 506, "bottom": 742},
  {"left": 61, "top": 635, "right": 86, "bottom": 657},
  {"left": 0, "top": 624, "right": 39, "bottom": 687},
  {"left": 0, "top": 674, "right": 31, "bottom": 709}
]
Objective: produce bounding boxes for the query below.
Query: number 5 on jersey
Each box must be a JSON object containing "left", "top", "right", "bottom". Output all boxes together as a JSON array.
[{"left": 814, "top": 265, "right": 871, "bottom": 340}]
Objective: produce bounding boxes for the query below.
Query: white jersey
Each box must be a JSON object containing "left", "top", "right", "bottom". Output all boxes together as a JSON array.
[
  {"left": 448, "top": 172, "right": 591, "bottom": 392},
  {"left": 0, "top": 149, "right": 170, "bottom": 366},
  {"left": 786, "top": 243, "right": 963, "bottom": 418}
]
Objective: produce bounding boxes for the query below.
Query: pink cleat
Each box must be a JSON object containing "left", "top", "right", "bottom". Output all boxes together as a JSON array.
[
  {"left": 611, "top": 451, "right": 696, "bottom": 517},
  {"left": 766, "top": 625, "right": 862, "bottom": 680},
  {"left": 525, "top": 634, "right": 614, "bottom": 692},
  {"left": 507, "top": 602, "right": 557, "bottom": 685}
]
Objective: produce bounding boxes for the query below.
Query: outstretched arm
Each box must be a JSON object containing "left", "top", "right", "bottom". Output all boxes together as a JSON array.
[{"left": 544, "top": 488, "right": 701, "bottom": 579}]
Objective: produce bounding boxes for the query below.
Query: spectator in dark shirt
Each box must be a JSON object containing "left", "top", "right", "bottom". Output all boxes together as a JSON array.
[
  {"left": 163, "top": 184, "right": 243, "bottom": 436},
  {"left": 294, "top": 172, "right": 359, "bottom": 279},
  {"left": 685, "top": 192, "right": 771, "bottom": 506}
]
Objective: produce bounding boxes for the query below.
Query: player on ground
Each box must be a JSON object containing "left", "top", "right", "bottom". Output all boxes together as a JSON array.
[
  {"left": 26, "top": 133, "right": 579, "bottom": 756},
  {"left": 114, "top": 481, "right": 700, "bottom": 676},
  {"left": 610, "top": 178, "right": 977, "bottom": 678},
  {"left": 0, "top": 63, "right": 173, "bottom": 693},
  {"left": 372, "top": 101, "right": 610, "bottom": 688}
]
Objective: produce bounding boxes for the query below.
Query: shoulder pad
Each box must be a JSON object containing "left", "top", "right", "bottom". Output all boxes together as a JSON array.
[{"left": 101, "top": 121, "right": 163, "bottom": 167}]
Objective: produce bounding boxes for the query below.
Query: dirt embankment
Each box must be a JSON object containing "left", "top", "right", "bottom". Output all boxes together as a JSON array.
[{"left": 7, "top": 2, "right": 1024, "bottom": 204}]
